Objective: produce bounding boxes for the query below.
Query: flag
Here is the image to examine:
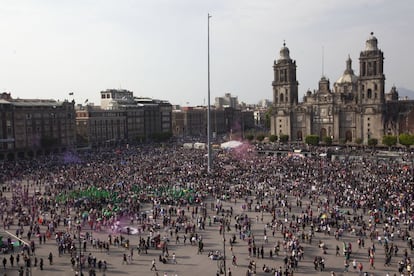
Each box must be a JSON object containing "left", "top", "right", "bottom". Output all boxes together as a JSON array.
[
  {"left": 69, "top": 92, "right": 74, "bottom": 96},
  {"left": 85, "top": 99, "right": 88, "bottom": 104}
]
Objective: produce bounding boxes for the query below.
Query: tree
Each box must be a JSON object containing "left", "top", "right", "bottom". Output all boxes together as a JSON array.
[
  {"left": 399, "top": 133, "right": 414, "bottom": 148},
  {"left": 305, "top": 135, "right": 319, "bottom": 146},
  {"left": 339, "top": 138, "right": 347, "bottom": 145},
  {"left": 256, "top": 134, "right": 265, "bottom": 142},
  {"left": 279, "top": 134, "right": 289, "bottom": 143},
  {"left": 150, "top": 132, "right": 172, "bottom": 142},
  {"left": 382, "top": 135, "right": 397, "bottom": 148},
  {"left": 323, "top": 136, "right": 333, "bottom": 146},
  {"left": 355, "top": 138, "right": 363, "bottom": 145},
  {"left": 245, "top": 134, "right": 254, "bottom": 142},
  {"left": 367, "top": 138, "right": 378, "bottom": 147},
  {"left": 269, "top": 135, "right": 278, "bottom": 143}
]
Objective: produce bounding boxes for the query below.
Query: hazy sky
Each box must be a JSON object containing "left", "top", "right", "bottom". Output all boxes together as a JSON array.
[{"left": 1, "top": 0, "right": 413, "bottom": 106}]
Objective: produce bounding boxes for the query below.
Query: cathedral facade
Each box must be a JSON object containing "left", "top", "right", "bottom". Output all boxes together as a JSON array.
[{"left": 270, "top": 33, "right": 401, "bottom": 144}]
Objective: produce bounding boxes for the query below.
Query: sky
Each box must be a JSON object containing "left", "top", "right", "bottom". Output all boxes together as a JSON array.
[{"left": 1, "top": 0, "right": 413, "bottom": 107}]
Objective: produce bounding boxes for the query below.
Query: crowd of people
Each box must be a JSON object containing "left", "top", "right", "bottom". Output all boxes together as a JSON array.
[{"left": 0, "top": 143, "right": 413, "bottom": 275}]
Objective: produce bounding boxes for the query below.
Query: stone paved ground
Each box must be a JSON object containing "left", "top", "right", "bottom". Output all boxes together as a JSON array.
[{"left": 1, "top": 190, "right": 411, "bottom": 276}]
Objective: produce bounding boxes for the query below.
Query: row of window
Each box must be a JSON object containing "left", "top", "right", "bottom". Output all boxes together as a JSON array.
[{"left": 101, "top": 93, "right": 112, "bottom": 99}]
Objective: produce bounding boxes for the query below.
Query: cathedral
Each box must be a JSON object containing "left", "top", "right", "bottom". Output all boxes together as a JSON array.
[{"left": 270, "top": 33, "right": 405, "bottom": 145}]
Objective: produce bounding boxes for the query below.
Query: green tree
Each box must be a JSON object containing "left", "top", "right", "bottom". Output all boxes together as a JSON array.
[
  {"left": 339, "top": 138, "right": 347, "bottom": 145},
  {"left": 256, "top": 134, "right": 265, "bottom": 142},
  {"left": 399, "top": 133, "right": 414, "bottom": 148},
  {"left": 269, "top": 134, "right": 278, "bottom": 143},
  {"left": 305, "top": 135, "right": 319, "bottom": 146},
  {"left": 382, "top": 135, "right": 397, "bottom": 148},
  {"left": 245, "top": 134, "right": 254, "bottom": 142},
  {"left": 279, "top": 134, "right": 289, "bottom": 143},
  {"left": 150, "top": 132, "right": 172, "bottom": 142},
  {"left": 368, "top": 138, "right": 378, "bottom": 147},
  {"left": 323, "top": 136, "right": 333, "bottom": 146}
]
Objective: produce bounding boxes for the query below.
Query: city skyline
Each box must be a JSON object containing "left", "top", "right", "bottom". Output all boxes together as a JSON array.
[{"left": 1, "top": 0, "right": 413, "bottom": 106}]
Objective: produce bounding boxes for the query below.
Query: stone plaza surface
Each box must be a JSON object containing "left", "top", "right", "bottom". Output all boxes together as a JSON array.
[{"left": 1, "top": 188, "right": 409, "bottom": 276}]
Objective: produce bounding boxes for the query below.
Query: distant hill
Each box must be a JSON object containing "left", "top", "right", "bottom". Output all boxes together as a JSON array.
[{"left": 397, "top": 87, "right": 414, "bottom": 100}]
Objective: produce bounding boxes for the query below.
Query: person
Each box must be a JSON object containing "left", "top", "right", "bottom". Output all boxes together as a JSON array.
[
  {"left": 48, "top": 252, "right": 53, "bottom": 265},
  {"left": 9, "top": 255, "right": 14, "bottom": 267},
  {"left": 357, "top": 262, "right": 363, "bottom": 275},
  {"left": 232, "top": 255, "right": 237, "bottom": 266},
  {"left": 150, "top": 259, "right": 157, "bottom": 271},
  {"left": 344, "top": 259, "right": 349, "bottom": 272},
  {"left": 172, "top": 253, "right": 177, "bottom": 264},
  {"left": 39, "top": 258, "right": 43, "bottom": 270},
  {"left": 227, "top": 267, "right": 232, "bottom": 276}
]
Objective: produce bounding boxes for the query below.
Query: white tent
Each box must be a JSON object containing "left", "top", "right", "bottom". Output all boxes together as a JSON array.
[
  {"left": 194, "top": 142, "right": 206, "bottom": 150},
  {"left": 220, "top": 140, "right": 243, "bottom": 149},
  {"left": 183, "top": 143, "right": 193, "bottom": 149}
]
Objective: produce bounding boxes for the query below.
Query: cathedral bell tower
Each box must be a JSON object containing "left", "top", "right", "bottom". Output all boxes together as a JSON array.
[
  {"left": 358, "top": 32, "right": 385, "bottom": 105},
  {"left": 357, "top": 32, "right": 386, "bottom": 142},
  {"left": 272, "top": 42, "right": 299, "bottom": 107},
  {"left": 271, "top": 42, "right": 298, "bottom": 137}
]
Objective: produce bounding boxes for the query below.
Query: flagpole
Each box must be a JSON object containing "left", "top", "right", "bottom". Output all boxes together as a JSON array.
[{"left": 207, "top": 13, "right": 212, "bottom": 174}]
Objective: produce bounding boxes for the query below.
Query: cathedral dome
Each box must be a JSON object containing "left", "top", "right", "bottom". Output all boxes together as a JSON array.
[
  {"left": 365, "top": 32, "right": 378, "bottom": 51},
  {"left": 279, "top": 41, "right": 291, "bottom": 61},
  {"left": 336, "top": 56, "right": 358, "bottom": 84},
  {"left": 336, "top": 74, "right": 358, "bottom": 84}
]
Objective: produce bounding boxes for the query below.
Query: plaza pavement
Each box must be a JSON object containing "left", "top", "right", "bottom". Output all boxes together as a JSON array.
[{"left": 1, "top": 190, "right": 409, "bottom": 276}]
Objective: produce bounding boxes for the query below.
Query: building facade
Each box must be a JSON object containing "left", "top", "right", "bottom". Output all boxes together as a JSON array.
[
  {"left": 215, "top": 93, "right": 239, "bottom": 109},
  {"left": 75, "top": 89, "right": 172, "bottom": 147},
  {"left": 271, "top": 33, "right": 409, "bottom": 144},
  {"left": 172, "top": 106, "right": 254, "bottom": 139},
  {"left": 75, "top": 106, "right": 127, "bottom": 147},
  {"left": 0, "top": 92, "right": 76, "bottom": 160}
]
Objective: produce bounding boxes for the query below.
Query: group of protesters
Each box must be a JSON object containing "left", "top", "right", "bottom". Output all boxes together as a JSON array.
[{"left": 0, "top": 142, "right": 413, "bottom": 275}]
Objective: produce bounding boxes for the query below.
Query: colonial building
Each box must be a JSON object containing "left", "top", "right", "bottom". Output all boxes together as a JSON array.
[
  {"left": 75, "top": 105, "right": 127, "bottom": 147},
  {"left": 0, "top": 92, "right": 76, "bottom": 160},
  {"left": 271, "top": 33, "right": 411, "bottom": 144},
  {"left": 75, "top": 89, "right": 172, "bottom": 147},
  {"left": 172, "top": 106, "right": 254, "bottom": 139}
]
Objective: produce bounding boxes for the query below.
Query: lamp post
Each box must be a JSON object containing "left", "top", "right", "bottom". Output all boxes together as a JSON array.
[
  {"left": 207, "top": 13, "right": 212, "bottom": 173},
  {"left": 217, "top": 219, "right": 227, "bottom": 275},
  {"left": 222, "top": 218, "right": 226, "bottom": 276},
  {"left": 77, "top": 223, "right": 82, "bottom": 276}
]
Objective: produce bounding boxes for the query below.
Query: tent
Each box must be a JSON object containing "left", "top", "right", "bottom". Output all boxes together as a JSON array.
[
  {"left": 183, "top": 143, "right": 193, "bottom": 149},
  {"left": 194, "top": 142, "right": 206, "bottom": 150},
  {"left": 220, "top": 140, "right": 243, "bottom": 149}
]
